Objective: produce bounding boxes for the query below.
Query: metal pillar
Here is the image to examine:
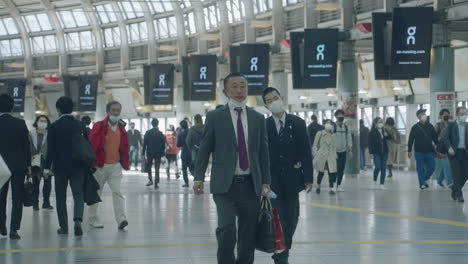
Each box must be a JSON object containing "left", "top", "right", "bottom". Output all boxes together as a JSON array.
[
  {"left": 23, "top": 84, "right": 36, "bottom": 128},
  {"left": 95, "top": 79, "right": 107, "bottom": 121}
]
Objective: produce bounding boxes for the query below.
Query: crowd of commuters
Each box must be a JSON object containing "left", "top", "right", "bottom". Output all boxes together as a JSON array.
[{"left": 0, "top": 72, "right": 467, "bottom": 264}]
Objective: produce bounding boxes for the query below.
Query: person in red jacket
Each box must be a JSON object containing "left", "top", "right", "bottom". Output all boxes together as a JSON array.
[
  {"left": 88, "top": 101, "right": 129, "bottom": 230},
  {"left": 165, "top": 126, "right": 180, "bottom": 180}
]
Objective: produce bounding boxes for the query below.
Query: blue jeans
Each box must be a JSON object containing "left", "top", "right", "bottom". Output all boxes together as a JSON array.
[
  {"left": 129, "top": 145, "right": 140, "bottom": 168},
  {"left": 436, "top": 157, "right": 453, "bottom": 186},
  {"left": 415, "top": 152, "right": 436, "bottom": 186},
  {"left": 373, "top": 152, "right": 388, "bottom": 184},
  {"left": 360, "top": 147, "right": 367, "bottom": 169}
]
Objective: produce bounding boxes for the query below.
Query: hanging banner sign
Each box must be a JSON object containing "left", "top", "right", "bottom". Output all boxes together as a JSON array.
[
  {"left": 5, "top": 78, "right": 26, "bottom": 112},
  {"left": 435, "top": 92, "right": 456, "bottom": 120},
  {"left": 303, "top": 28, "right": 339, "bottom": 88},
  {"left": 237, "top": 43, "right": 270, "bottom": 95},
  {"left": 77, "top": 75, "right": 98, "bottom": 111},
  {"left": 290, "top": 31, "right": 305, "bottom": 89},
  {"left": 144, "top": 64, "right": 174, "bottom": 105},
  {"left": 184, "top": 55, "right": 217, "bottom": 101},
  {"left": 390, "top": 7, "right": 433, "bottom": 79},
  {"left": 372, "top": 12, "right": 393, "bottom": 80}
]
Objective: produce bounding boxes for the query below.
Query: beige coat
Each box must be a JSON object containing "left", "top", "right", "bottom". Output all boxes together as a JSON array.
[
  {"left": 312, "top": 130, "right": 337, "bottom": 173},
  {"left": 385, "top": 125, "right": 400, "bottom": 165}
]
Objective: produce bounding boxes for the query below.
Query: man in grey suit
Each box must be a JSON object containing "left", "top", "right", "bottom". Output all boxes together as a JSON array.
[
  {"left": 193, "top": 72, "right": 271, "bottom": 264},
  {"left": 443, "top": 106, "right": 468, "bottom": 203}
]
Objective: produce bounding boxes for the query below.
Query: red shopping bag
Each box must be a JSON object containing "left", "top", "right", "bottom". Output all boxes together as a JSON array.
[{"left": 272, "top": 208, "right": 286, "bottom": 253}]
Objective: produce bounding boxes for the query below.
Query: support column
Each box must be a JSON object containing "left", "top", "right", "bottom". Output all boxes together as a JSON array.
[
  {"left": 339, "top": 0, "right": 359, "bottom": 176},
  {"left": 270, "top": 54, "right": 288, "bottom": 105},
  {"left": 23, "top": 83, "right": 36, "bottom": 128},
  {"left": 174, "top": 72, "right": 190, "bottom": 123},
  {"left": 95, "top": 79, "right": 107, "bottom": 122}
]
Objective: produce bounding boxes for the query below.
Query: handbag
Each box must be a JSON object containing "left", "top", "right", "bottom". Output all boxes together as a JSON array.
[
  {"left": 23, "top": 177, "right": 34, "bottom": 207},
  {"left": 71, "top": 133, "right": 97, "bottom": 167},
  {"left": 255, "top": 197, "right": 276, "bottom": 253},
  {"left": 272, "top": 208, "right": 286, "bottom": 254},
  {"left": 0, "top": 154, "right": 11, "bottom": 189}
]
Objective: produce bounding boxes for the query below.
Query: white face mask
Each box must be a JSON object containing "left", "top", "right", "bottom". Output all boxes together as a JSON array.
[
  {"left": 37, "top": 122, "right": 47, "bottom": 130},
  {"left": 109, "top": 115, "right": 120, "bottom": 123},
  {"left": 420, "top": 115, "right": 427, "bottom": 122},
  {"left": 459, "top": 115, "right": 468, "bottom": 122},
  {"left": 268, "top": 100, "right": 285, "bottom": 114},
  {"left": 377, "top": 123, "right": 384, "bottom": 129},
  {"left": 325, "top": 123, "right": 333, "bottom": 131},
  {"left": 229, "top": 98, "right": 247, "bottom": 108}
]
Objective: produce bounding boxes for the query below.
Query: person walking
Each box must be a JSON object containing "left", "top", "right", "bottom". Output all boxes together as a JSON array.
[
  {"left": 88, "top": 101, "right": 129, "bottom": 230},
  {"left": 44, "top": 97, "right": 85, "bottom": 236},
  {"left": 263, "top": 87, "right": 313, "bottom": 264},
  {"left": 442, "top": 107, "right": 468, "bottom": 203},
  {"left": 313, "top": 120, "right": 338, "bottom": 195},
  {"left": 408, "top": 109, "right": 438, "bottom": 190},
  {"left": 359, "top": 119, "right": 370, "bottom": 170},
  {"left": 193, "top": 72, "right": 271, "bottom": 264},
  {"left": 165, "top": 127, "right": 180, "bottom": 180},
  {"left": 127, "top": 122, "right": 142, "bottom": 171},
  {"left": 307, "top": 115, "right": 323, "bottom": 148},
  {"left": 186, "top": 114, "right": 204, "bottom": 166},
  {"left": 434, "top": 109, "right": 453, "bottom": 188},
  {"left": 30, "top": 115, "right": 53, "bottom": 211},
  {"left": 81, "top": 116, "right": 92, "bottom": 141},
  {"left": 384, "top": 117, "right": 400, "bottom": 178},
  {"left": 368, "top": 117, "right": 389, "bottom": 190},
  {"left": 333, "top": 109, "right": 353, "bottom": 192},
  {"left": 143, "top": 119, "right": 166, "bottom": 189},
  {"left": 177, "top": 120, "right": 192, "bottom": 188},
  {"left": 0, "top": 94, "right": 31, "bottom": 240}
]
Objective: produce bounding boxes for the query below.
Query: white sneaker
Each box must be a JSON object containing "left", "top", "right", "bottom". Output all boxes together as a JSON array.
[
  {"left": 337, "top": 186, "right": 344, "bottom": 192},
  {"left": 380, "top": 185, "right": 387, "bottom": 190},
  {"left": 372, "top": 181, "right": 378, "bottom": 189},
  {"left": 90, "top": 222, "right": 104, "bottom": 229}
]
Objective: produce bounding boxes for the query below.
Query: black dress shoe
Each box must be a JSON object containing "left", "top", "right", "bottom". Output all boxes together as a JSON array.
[
  {"left": 118, "top": 220, "right": 128, "bottom": 230},
  {"left": 457, "top": 197, "right": 465, "bottom": 203},
  {"left": 0, "top": 227, "right": 7, "bottom": 236},
  {"left": 74, "top": 225, "right": 83, "bottom": 236},
  {"left": 33, "top": 205, "right": 39, "bottom": 211},
  {"left": 316, "top": 188, "right": 321, "bottom": 194},
  {"left": 42, "top": 203, "right": 54, "bottom": 210},
  {"left": 57, "top": 228, "right": 69, "bottom": 235},
  {"left": 9, "top": 231, "right": 20, "bottom": 240}
]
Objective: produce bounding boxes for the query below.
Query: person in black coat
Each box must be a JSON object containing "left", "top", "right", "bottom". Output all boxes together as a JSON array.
[
  {"left": 307, "top": 115, "right": 323, "bottom": 148},
  {"left": 177, "top": 120, "right": 193, "bottom": 188},
  {"left": 368, "top": 117, "right": 390, "bottom": 190},
  {"left": 0, "top": 94, "right": 31, "bottom": 240},
  {"left": 143, "top": 118, "right": 166, "bottom": 189},
  {"left": 442, "top": 106, "right": 468, "bottom": 203},
  {"left": 263, "top": 87, "right": 313, "bottom": 264},
  {"left": 44, "top": 97, "right": 85, "bottom": 236}
]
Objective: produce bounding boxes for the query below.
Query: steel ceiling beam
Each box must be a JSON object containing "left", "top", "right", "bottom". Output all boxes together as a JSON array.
[
  {"left": 172, "top": 2, "right": 187, "bottom": 60},
  {"left": 243, "top": 0, "right": 256, "bottom": 43},
  {"left": 81, "top": 0, "right": 104, "bottom": 74},
  {"left": 139, "top": 1, "right": 158, "bottom": 64},
  {"left": 109, "top": 1, "right": 130, "bottom": 70},
  {"left": 218, "top": 0, "right": 231, "bottom": 55},
  {"left": 193, "top": 0, "right": 208, "bottom": 54}
]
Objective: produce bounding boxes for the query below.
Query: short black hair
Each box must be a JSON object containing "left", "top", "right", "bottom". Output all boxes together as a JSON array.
[
  {"left": 439, "top": 108, "right": 450, "bottom": 116},
  {"left": 456, "top": 107, "right": 467, "bottom": 115},
  {"left": 194, "top": 114, "right": 202, "bottom": 123},
  {"left": 223, "top": 72, "right": 246, "bottom": 89},
  {"left": 311, "top": 115, "right": 318, "bottom": 122},
  {"left": 261, "top": 87, "right": 281, "bottom": 104},
  {"left": 106, "top": 101, "right": 122, "bottom": 113},
  {"left": 385, "top": 117, "right": 395, "bottom": 126},
  {"left": 0, "top": 94, "right": 14, "bottom": 113},
  {"left": 216, "top": 105, "right": 224, "bottom": 109},
  {"left": 130, "top": 122, "right": 135, "bottom": 126},
  {"left": 33, "top": 115, "right": 51, "bottom": 128},
  {"left": 180, "top": 120, "right": 188, "bottom": 129},
  {"left": 81, "top": 116, "right": 91, "bottom": 126},
  {"left": 335, "top": 109, "right": 344, "bottom": 117},
  {"left": 151, "top": 118, "right": 159, "bottom": 128},
  {"left": 56, "top": 96, "right": 74, "bottom": 114}
]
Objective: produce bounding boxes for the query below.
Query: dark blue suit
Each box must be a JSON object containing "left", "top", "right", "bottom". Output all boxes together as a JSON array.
[{"left": 266, "top": 113, "right": 313, "bottom": 263}]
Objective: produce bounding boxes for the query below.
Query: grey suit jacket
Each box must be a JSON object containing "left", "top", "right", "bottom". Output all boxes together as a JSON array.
[{"left": 194, "top": 105, "right": 271, "bottom": 196}]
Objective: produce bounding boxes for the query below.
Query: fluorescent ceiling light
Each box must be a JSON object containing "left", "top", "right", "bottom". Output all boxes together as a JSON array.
[
  {"left": 158, "top": 45, "right": 177, "bottom": 51},
  {"left": 393, "top": 86, "right": 404, "bottom": 91},
  {"left": 315, "top": 2, "right": 341, "bottom": 11},
  {"left": 327, "top": 92, "right": 335, "bottom": 97},
  {"left": 200, "top": 33, "right": 220, "bottom": 41},
  {"left": 250, "top": 20, "right": 272, "bottom": 28},
  {"left": 299, "top": 96, "right": 308, "bottom": 100},
  {"left": 358, "top": 90, "right": 367, "bottom": 94}
]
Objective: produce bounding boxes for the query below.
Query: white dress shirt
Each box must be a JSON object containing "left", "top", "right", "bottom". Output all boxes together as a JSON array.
[
  {"left": 228, "top": 101, "right": 250, "bottom": 175},
  {"left": 272, "top": 112, "right": 286, "bottom": 135}
]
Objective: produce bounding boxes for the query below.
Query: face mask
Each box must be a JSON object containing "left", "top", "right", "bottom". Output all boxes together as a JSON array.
[
  {"left": 268, "top": 100, "right": 285, "bottom": 114},
  {"left": 459, "top": 115, "right": 467, "bottom": 122},
  {"left": 325, "top": 123, "right": 333, "bottom": 131},
  {"left": 37, "top": 122, "right": 47, "bottom": 130},
  {"left": 443, "top": 116, "right": 449, "bottom": 121},
  {"left": 420, "top": 115, "right": 427, "bottom": 122},
  {"left": 337, "top": 117, "right": 344, "bottom": 122},
  {"left": 377, "top": 123, "right": 384, "bottom": 129},
  {"left": 229, "top": 98, "right": 247, "bottom": 108},
  {"left": 109, "top": 115, "right": 120, "bottom": 123}
]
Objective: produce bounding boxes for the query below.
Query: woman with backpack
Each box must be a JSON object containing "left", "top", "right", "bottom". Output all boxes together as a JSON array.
[
  {"left": 313, "top": 119, "right": 338, "bottom": 195},
  {"left": 369, "top": 117, "right": 390, "bottom": 190}
]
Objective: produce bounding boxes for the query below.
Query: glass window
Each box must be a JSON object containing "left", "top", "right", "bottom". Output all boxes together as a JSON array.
[
  {"left": 168, "top": 16, "right": 177, "bottom": 37},
  {"left": 227, "top": 0, "right": 244, "bottom": 23},
  {"left": 204, "top": 4, "right": 220, "bottom": 30},
  {"left": 363, "top": 107, "right": 372, "bottom": 128},
  {"left": 59, "top": 8, "right": 89, "bottom": 28},
  {"left": 31, "top": 35, "right": 57, "bottom": 54},
  {"left": 119, "top": 1, "right": 144, "bottom": 19},
  {"left": 127, "top": 22, "right": 148, "bottom": 43},
  {"left": 149, "top": 0, "right": 173, "bottom": 13},
  {"left": 66, "top": 31, "right": 94, "bottom": 51},
  {"left": 397, "top": 105, "right": 407, "bottom": 132},
  {"left": 283, "top": 0, "right": 301, "bottom": 6},
  {"left": 23, "top": 14, "right": 53, "bottom": 32},
  {"left": 96, "top": 4, "right": 117, "bottom": 24},
  {"left": 80, "top": 31, "right": 93, "bottom": 49},
  {"left": 156, "top": 16, "right": 178, "bottom": 39},
  {"left": 180, "top": 0, "right": 191, "bottom": 9},
  {"left": 254, "top": 0, "right": 273, "bottom": 14},
  {"left": 0, "top": 39, "right": 23, "bottom": 57},
  {"left": 103, "top": 27, "right": 120, "bottom": 47},
  {"left": 184, "top": 12, "right": 196, "bottom": 35},
  {"left": 0, "top": 17, "right": 19, "bottom": 36}
]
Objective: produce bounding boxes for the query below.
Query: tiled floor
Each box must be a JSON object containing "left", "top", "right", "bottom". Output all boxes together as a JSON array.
[{"left": 1, "top": 169, "right": 467, "bottom": 264}]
